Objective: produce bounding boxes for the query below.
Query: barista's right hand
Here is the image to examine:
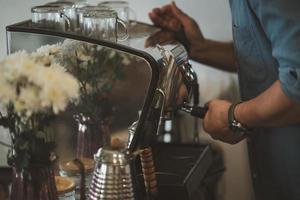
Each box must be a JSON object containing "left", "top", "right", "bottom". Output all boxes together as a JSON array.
[{"left": 149, "top": 1, "right": 205, "bottom": 52}]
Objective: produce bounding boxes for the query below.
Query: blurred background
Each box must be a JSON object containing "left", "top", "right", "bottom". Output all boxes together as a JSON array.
[{"left": 0, "top": 0, "right": 254, "bottom": 199}]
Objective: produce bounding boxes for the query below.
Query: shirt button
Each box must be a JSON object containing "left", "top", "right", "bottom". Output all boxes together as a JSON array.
[{"left": 252, "top": 173, "right": 257, "bottom": 179}]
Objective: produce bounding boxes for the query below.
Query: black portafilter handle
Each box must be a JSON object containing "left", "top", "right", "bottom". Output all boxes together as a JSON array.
[{"left": 181, "top": 105, "right": 208, "bottom": 119}]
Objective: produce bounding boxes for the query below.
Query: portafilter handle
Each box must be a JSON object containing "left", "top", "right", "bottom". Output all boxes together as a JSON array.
[{"left": 181, "top": 105, "right": 208, "bottom": 119}]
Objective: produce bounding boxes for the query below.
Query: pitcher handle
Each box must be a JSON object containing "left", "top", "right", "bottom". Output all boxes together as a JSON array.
[
  {"left": 60, "top": 11, "right": 71, "bottom": 31},
  {"left": 116, "top": 17, "right": 129, "bottom": 41}
]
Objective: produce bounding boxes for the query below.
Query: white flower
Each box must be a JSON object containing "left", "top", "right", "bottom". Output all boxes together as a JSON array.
[
  {"left": 0, "top": 51, "right": 28, "bottom": 81},
  {"left": 19, "top": 86, "right": 40, "bottom": 108},
  {"left": 31, "top": 44, "right": 62, "bottom": 66},
  {"left": 41, "top": 84, "right": 66, "bottom": 114},
  {"left": 0, "top": 79, "right": 16, "bottom": 104},
  {"left": 36, "top": 43, "right": 62, "bottom": 55},
  {"left": 0, "top": 47, "right": 79, "bottom": 116},
  {"left": 14, "top": 100, "right": 26, "bottom": 114},
  {"left": 76, "top": 49, "right": 92, "bottom": 62},
  {"left": 38, "top": 63, "right": 79, "bottom": 114}
]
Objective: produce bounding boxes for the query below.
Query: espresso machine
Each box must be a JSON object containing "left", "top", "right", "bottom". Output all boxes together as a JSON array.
[{"left": 6, "top": 18, "right": 223, "bottom": 200}]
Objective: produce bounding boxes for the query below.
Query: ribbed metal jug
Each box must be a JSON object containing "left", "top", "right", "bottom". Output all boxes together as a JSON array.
[{"left": 88, "top": 148, "right": 135, "bottom": 200}]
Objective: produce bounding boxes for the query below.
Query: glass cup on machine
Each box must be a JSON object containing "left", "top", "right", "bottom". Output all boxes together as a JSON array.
[
  {"left": 81, "top": 9, "right": 129, "bottom": 42},
  {"left": 31, "top": 5, "right": 71, "bottom": 31},
  {"left": 97, "top": 1, "right": 136, "bottom": 26},
  {"left": 46, "top": 0, "right": 90, "bottom": 31},
  {"left": 76, "top": 5, "right": 111, "bottom": 30},
  {"left": 46, "top": 1, "right": 77, "bottom": 31}
]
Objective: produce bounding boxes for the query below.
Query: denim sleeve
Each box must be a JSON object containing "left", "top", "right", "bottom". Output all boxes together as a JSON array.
[{"left": 250, "top": 0, "right": 300, "bottom": 101}]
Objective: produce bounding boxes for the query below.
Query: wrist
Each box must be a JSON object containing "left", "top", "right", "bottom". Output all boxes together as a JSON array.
[
  {"left": 189, "top": 38, "right": 209, "bottom": 60},
  {"left": 234, "top": 103, "right": 245, "bottom": 125},
  {"left": 234, "top": 102, "right": 261, "bottom": 130}
]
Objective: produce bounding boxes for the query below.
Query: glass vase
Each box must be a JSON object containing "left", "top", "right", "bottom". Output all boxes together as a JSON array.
[
  {"left": 75, "top": 114, "right": 111, "bottom": 158},
  {"left": 10, "top": 165, "right": 58, "bottom": 200}
]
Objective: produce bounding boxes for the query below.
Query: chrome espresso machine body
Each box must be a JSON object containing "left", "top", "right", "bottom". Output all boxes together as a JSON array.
[{"left": 6, "top": 20, "right": 223, "bottom": 200}]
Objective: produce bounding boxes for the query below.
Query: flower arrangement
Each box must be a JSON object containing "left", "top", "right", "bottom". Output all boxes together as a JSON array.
[
  {"left": 52, "top": 39, "right": 135, "bottom": 155},
  {"left": 3, "top": 40, "right": 136, "bottom": 160},
  {"left": 0, "top": 40, "right": 136, "bottom": 198},
  {"left": 55, "top": 40, "right": 132, "bottom": 121},
  {"left": 0, "top": 49, "right": 79, "bottom": 171}
]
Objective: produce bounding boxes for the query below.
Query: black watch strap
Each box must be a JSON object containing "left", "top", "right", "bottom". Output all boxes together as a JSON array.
[
  {"left": 228, "top": 102, "right": 241, "bottom": 127},
  {"left": 228, "top": 102, "right": 250, "bottom": 135}
]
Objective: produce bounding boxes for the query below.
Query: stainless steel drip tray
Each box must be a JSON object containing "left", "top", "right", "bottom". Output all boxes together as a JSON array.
[{"left": 133, "top": 142, "right": 221, "bottom": 200}]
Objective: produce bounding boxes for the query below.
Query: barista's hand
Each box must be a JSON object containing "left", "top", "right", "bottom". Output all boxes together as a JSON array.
[
  {"left": 203, "top": 100, "right": 245, "bottom": 144},
  {"left": 149, "top": 2, "right": 205, "bottom": 51},
  {"left": 145, "top": 30, "right": 176, "bottom": 47}
]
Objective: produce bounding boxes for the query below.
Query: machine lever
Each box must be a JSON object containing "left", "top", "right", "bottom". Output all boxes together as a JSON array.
[{"left": 181, "top": 105, "right": 208, "bottom": 119}]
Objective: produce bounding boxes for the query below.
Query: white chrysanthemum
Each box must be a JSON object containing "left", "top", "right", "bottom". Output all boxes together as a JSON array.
[
  {"left": 31, "top": 44, "right": 62, "bottom": 66},
  {"left": 19, "top": 59, "right": 40, "bottom": 82},
  {"left": 14, "top": 100, "right": 26, "bottom": 114},
  {"left": 0, "top": 51, "right": 29, "bottom": 81},
  {"left": 36, "top": 63, "right": 79, "bottom": 114},
  {"left": 18, "top": 86, "right": 40, "bottom": 113},
  {"left": 36, "top": 43, "right": 62, "bottom": 55},
  {"left": 41, "top": 84, "right": 67, "bottom": 114},
  {"left": 31, "top": 53, "right": 53, "bottom": 66},
  {"left": 76, "top": 50, "right": 92, "bottom": 62},
  {"left": 0, "top": 79, "right": 16, "bottom": 104},
  {"left": 0, "top": 48, "right": 79, "bottom": 116}
]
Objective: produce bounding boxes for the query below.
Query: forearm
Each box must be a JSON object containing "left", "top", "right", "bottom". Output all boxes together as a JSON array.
[
  {"left": 189, "top": 39, "right": 237, "bottom": 72},
  {"left": 235, "top": 80, "right": 300, "bottom": 128}
]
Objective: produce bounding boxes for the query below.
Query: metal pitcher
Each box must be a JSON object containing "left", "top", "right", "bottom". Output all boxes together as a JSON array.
[{"left": 88, "top": 148, "right": 135, "bottom": 200}]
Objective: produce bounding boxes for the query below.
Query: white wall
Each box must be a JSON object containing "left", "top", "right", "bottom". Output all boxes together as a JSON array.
[{"left": 0, "top": 0, "right": 254, "bottom": 200}]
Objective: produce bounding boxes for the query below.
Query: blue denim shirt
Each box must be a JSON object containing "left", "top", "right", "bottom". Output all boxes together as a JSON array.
[
  {"left": 230, "top": 0, "right": 300, "bottom": 101},
  {"left": 229, "top": 0, "right": 300, "bottom": 199}
]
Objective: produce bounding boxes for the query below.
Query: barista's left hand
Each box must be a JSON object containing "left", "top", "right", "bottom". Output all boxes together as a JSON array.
[{"left": 203, "top": 100, "right": 245, "bottom": 144}]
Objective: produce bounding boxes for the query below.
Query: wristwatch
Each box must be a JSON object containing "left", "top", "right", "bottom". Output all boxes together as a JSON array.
[{"left": 228, "top": 102, "right": 251, "bottom": 136}]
